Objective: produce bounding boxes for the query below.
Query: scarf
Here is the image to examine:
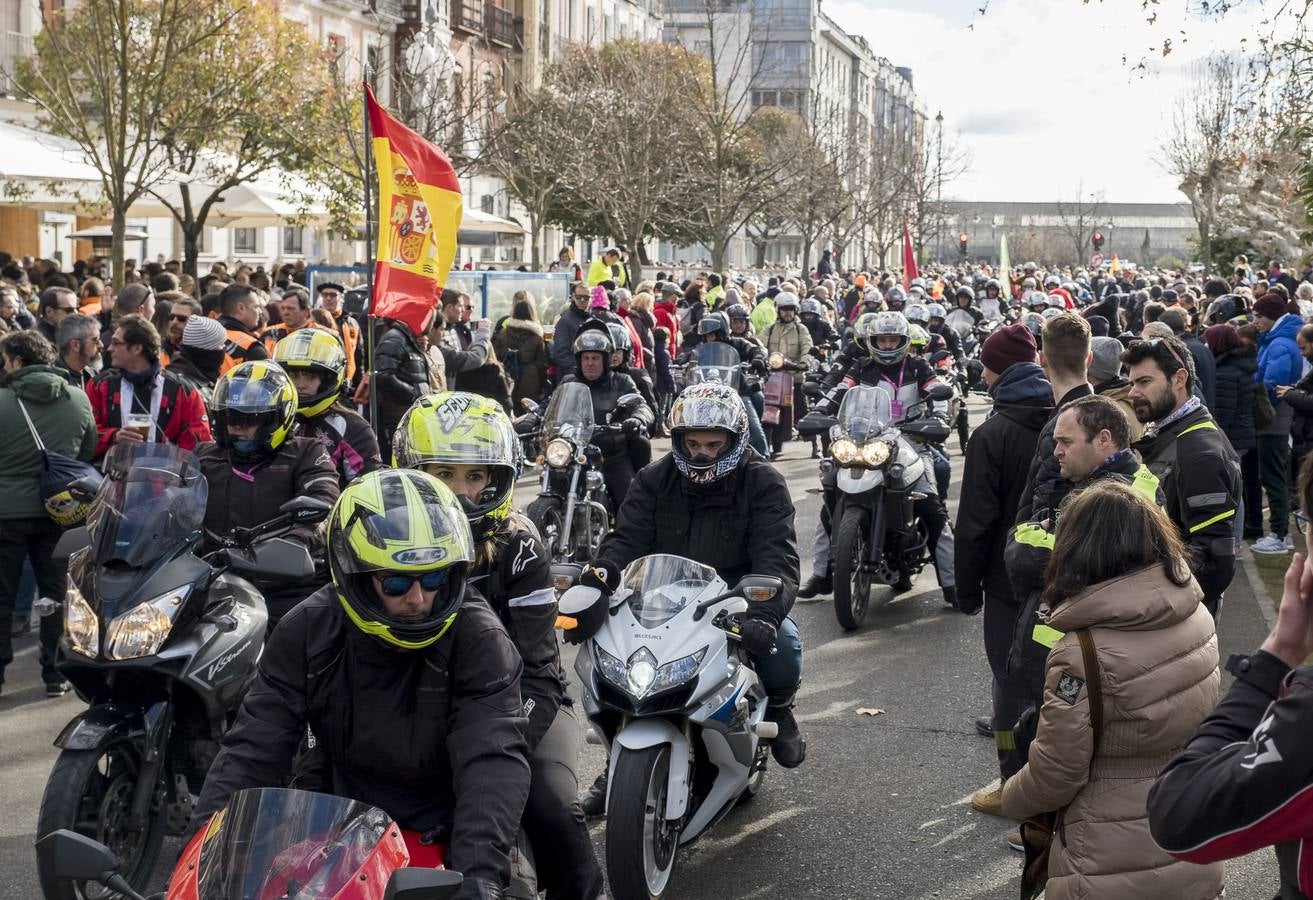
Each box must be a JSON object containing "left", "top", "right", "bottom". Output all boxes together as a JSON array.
[
  {"left": 1146, "top": 395, "right": 1201, "bottom": 438},
  {"left": 122, "top": 361, "right": 161, "bottom": 390}
]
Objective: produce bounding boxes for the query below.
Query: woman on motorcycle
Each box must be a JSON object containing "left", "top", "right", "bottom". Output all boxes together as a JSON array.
[
  {"left": 273, "top": 328, "right": 381, "bottom": 488},
  {"left": 193, "top": 468, "right": 530, "bottom": 900},
  {"left": 392, "top": 392, "right": 604, "bottom": 900},
  {"left": 760, "top": 292, "right": 813, "bottom": 459}
]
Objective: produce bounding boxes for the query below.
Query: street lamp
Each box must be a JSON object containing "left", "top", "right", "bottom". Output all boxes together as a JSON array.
[{"left": 935, "top": 110, "right": 943, "bottom": 262}]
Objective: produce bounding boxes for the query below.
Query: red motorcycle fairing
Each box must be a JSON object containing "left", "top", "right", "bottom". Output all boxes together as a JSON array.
[{"left": 166, "top": 788, "right": 446, "bottom": 900}]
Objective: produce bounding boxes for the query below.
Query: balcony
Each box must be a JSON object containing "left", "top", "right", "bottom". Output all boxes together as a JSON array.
[
  {"left": 0, "top": 31, "right": 34, "bottom": 97},
  {"left": 486, "top": 3, "right": 514, "bottom": 46},
  {"left": 453, "top": 0, "right": 483, "bottom": 34}
]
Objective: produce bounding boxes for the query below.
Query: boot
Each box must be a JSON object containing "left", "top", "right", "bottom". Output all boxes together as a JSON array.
[
  {"left": 973, "top": 716, "right": 993, "bottom": 738},
  {"left": 797, "top": 572, "right": 832, "bottom": 599},
  {"left": 766, "top": 704, "right": 807, "bottom": 768},
  {"left": 970, "top": 774, "right": 1007, "bottom": 818},
  {"left": 580, "top": 769, "right": 608, "bottom": 818},
  {"left": 940, "top": 585, "right": 958, "bottom": 609}
]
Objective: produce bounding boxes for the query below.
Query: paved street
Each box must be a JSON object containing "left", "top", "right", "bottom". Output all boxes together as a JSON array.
[{"left": 0, "top": 399, "right": 1284, "bottom": 899}]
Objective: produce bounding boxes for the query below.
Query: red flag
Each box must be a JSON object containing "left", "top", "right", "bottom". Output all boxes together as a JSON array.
[
  {"left": 366, "top": 84, "right": 462, "bottom": 336},
  {"left": 902, "top": 224, "right": 918, "bottom": 290}
]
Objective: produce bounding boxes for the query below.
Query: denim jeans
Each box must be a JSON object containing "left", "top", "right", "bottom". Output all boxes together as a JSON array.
[
  {"left": 741, "top": 393, "right": 768, "bottom": 456},
  {"left": 749, "top": 616, "right": 803, "bottom": 704}
]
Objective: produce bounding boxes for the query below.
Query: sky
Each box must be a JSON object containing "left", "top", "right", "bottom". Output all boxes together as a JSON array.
[{"left": 823, "top": 0, "right": 1273, "bottom": 204}]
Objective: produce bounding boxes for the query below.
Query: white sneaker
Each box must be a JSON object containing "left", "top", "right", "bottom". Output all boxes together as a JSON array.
[
  {"left": 1284, "top": 534, "right": 1295, "bottom": 552},
  {"left": 1251, "top": 534, "right": 1290, "bottom": 555}
]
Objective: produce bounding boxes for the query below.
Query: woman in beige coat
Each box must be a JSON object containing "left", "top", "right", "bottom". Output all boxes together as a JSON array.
[{"left": 1000, "top": 479, "right": 1224, "bottom": 900}]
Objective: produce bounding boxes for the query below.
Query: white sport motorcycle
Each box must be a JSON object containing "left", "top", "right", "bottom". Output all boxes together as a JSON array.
[{"left": 573, "top": 554, "right": 783, "bottom": 900}]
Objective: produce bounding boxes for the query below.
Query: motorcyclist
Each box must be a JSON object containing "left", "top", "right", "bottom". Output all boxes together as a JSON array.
[
  {"left": 555, "top": 322, "right": 654, "bottom": 508},
  {"left": 562, "top": 381, "right": 806, "bottom": 816},
  {"left": 273, "top": 329, "right": 381, "bottom": 489},
  {"left": 682, "top": 311, "right": 769, "bottom": 455},
  {"left": 393, "top": 393, "right": 604, "bottom": 900},
  {"left": 799, "top": 312, "right": 957, "bottom": 605},
  {"left": 981, "top": 279, "right": 1005, "bottom": 321},
  {"left": 760, "top": 292, "right": 813, "bottom": 459},
  {"left": 800, "top": 297, "right": 837, "bottom": 361},
  {"left": 192, "top": 468, "right": 530, "bottom": 900},
  {"left": 604, "top": 321, "right": 658, "bottom": 423},
  {"left": 197, "top": 361, "right": 340, "bottom": 628},
  {"left": 884, "top": 285, "right": 906, "bottom": 313},
  {"left": 725, "top": 302, "right": 759, "bottom": 343}
]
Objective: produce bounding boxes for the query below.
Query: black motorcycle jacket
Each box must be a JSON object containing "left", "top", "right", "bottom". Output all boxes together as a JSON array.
[
  {"left": 597, "top": 452, "right": 799, "bottom": 628},
  {"left": 928, "top": 322, "right": 963, "bottom": 360},
  {"left": 557, "top": 370, "right": 654, "bottom": 457},
  {"left": 298, "top": 407, "right": 383, "bottom": 488},
  {"left": 193, "top": 588, "right": 531, "bottom": 889},
  {"left": 470, "top": 522, "right": 566, "bottom": 751},
  {"left": 1148, "top": 652, "right": 1313, "bottom": 899}
]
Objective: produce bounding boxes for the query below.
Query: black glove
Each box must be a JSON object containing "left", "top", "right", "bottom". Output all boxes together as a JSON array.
[
  {"left": 622, "top": 418, "right": 642, "bottom": 437},
  {"left": 559, "top": 560, "right": 622, "bottom": 645},
  {"left": 738, "top": 617, "right": 778, "bottom": 656},
  {"left": 751, "top": 357, "right": 768, "bottom": 376},
  {"left": 802, "top": 380, "right": 823, "bottom": 398},
  {"left": 453, "top": 878, "right": 503, "bottom": 900}
]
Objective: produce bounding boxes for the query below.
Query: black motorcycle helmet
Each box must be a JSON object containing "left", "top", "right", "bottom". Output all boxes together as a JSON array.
[
  {"left": 698, "top": 311, "right": 729, "bottom": 340},
  {"left": 572, "top": 322, "right": 614, "bottom": 381}
]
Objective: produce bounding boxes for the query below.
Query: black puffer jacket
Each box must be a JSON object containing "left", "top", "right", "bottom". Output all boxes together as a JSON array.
[
  {"left": 952, "top": 362, "right": 1053, "bottom": 614},
  {"left": 598, "top": 451, "right": 799, "bottom": 629},
  {"left": 1281, "top": 368, "right": 1313, "bottom": 458},
  {"left": 374, "top": 322, "right": 430, "bottom": 428},
  {"left": 192, "top": 588, "right": 530, "bottom": 888},
  {"left": 1211, "top": 347, "right": 1258, "bottom": 453}
]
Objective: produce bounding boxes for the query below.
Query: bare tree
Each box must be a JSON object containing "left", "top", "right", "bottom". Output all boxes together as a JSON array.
[
  {"left": 829, "top": 126, "right": 920, "bottom": 270},
  {"left": 906, "top": 130, "right": 971, "bottom": 262},
  {"left": 1054, "top": 181, "right": 1107, "bottom": 266},
  {"left": 13, "top": 0, "right": 237, "bottom": 285}
]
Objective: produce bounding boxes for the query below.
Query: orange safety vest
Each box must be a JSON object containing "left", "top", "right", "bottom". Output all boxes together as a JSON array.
[{"left": 221, "top": 328, "right": 266, "bottom": 375}]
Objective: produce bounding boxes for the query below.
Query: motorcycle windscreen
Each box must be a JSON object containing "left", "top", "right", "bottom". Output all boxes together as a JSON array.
[
  {"left": 194, "top": 788, "right": 392, "bottom": 900},
  {"left": 944, "top": 309, "right": 976, "bottom": 339},
  {"left": 837, "top": 385, "right": 894, "bottom": 444},
  {"left": 542, "top": 380, "right": 594, "bottom": 444},
  {"left": 621, "top": 554, "right": 721, "bottom": 628},
  {"left": 86, "top": 443, "right": 207, "bottom": 570},
  {"left": 690, "top": 342, "right": 741, "bottom": 390}
]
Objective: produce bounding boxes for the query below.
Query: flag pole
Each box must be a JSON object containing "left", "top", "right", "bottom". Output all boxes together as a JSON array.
[{"left": 363, "top": 77, "right": 379, "bottom": 432}]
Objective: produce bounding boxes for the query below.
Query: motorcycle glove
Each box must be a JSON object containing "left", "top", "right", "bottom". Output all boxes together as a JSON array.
[
  {"left": 751, "top": 358, "right": 769, "bottom": 375},
  {"left": 622, "top": 418, "right": 643, "bottom": 437},
  {"left": 738, "top": 617, "right": 778, "bottom": 656}
]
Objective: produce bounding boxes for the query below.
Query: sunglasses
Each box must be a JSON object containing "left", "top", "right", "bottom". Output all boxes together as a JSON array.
[
  {"left": 1138, "top": 337, "right": 1188, "bottom": 372},
  {"left": 169, "top": 313, "right": 190, "bottom": 322},
  {"left": 374, "top": 569, "right": 448, "bottom": 597}
]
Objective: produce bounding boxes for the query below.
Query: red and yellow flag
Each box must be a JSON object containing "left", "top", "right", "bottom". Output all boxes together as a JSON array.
[
  {"left": 366, "top": 84, "right": 462, "bottom": 336},
  {"left": 902, "top": 224, "right": 919, "bottom": 289}
]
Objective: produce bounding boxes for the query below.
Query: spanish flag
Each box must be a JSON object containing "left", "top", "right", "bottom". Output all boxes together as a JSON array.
[{"left": 367, "top": 84, "right": 462, "bottom": 336}]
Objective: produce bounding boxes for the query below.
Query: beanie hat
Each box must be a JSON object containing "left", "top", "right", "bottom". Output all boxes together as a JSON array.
[
  {"left": 1085, "top": 314, "right": 1109, "bottom": 337},
  {"left": 980, "top": 323, "right": 1037, "bottom": 375},
  {"left": 181, "top": 315, "right": 225, "bottom": 351},
  {"left": 1088, "top": 336, "right": 1124, "bottom": 383},
  {"left": 1253, "top": 293, "right": 1287, "bottom": 321},
  {"left": 590, "top": 285, "right": 610, "bottom": 310}
]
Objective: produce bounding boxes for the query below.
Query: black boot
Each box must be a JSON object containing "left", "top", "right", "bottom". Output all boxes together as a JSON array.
[
  {"left": 974, "top": 716, "right": 993, "bottom": 738},
  {"left": 940, "top": 585, "right": 958, "bottom": 609},
  {"left": 766, "top": 704, "right": 806, "bottom": 768},
  {"left": 797, "top": 573, "right": 832, "bottom": 599},
  {"left": 580, "top": 769, "right": 608, "bottom": 817}
]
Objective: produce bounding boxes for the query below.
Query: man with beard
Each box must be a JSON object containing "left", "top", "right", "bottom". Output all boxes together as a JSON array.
[{"left": 1124, "top": 335, "right": 1240, "bottom": 617}]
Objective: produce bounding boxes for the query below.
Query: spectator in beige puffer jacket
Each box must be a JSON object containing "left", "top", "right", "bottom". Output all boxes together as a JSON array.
[{"left": 1001, "top": 479, "right": 1224, "bottom": 900}]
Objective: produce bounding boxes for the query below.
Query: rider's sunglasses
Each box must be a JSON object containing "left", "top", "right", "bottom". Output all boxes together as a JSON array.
[
  {"left": 1136, "top": 337, "right": 1188, "bottom": 373},
  {"left": 374, "top": 569, "right": 448, "bottom": 597}
]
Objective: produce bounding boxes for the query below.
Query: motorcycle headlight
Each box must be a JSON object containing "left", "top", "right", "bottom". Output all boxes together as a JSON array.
[
  {"left": 104, "top": 588, "right": 189, "bottom": 661},
  {"left": 595, "top": 645, "right": 628, "bottom": 687},
  {"left": 64, "top": 586, "right": 99, "bottom": 658},
  {"left": 768, "top": 352, "right": 784, "bottom": 370},
  {"left": 625, "top": 647, "right": 659, "bottom": 698},
  {"left": 831, "top": 438, "right": 858, "bottom": 465},
  {"left": 545, "top": 438, "right": 573, "bottom": 469},
  {"left": 861, "top": 440, "right": 892, "bottom": 467},
  {"left": 652, "top": 646, "right": 707, "bottom": 694}
]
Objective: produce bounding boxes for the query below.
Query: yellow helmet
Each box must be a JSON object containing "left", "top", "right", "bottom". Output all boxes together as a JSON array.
[
  {"left": 392, "top": 392, "right": 523, "bottom": 541},
  {"left": 327, "top": 469, "right": 475, "bottom": 650},
  {"left": 273, "top": 329, "right": 347, "bottom": 418},
  {"left": 908, "top": 323, "right": 930, "bottom": 352},
  {"left": 210, "top": 361, "right": 298, "bottom": 461}
]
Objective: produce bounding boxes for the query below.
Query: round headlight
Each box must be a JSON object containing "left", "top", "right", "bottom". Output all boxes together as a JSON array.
[
  {"left": 831, "top": 438, "right": 858, "bottom": 465},
  {"left": 861, "top": 440, "right": 891, "bottom": 467},
  {"left": 545, "top": 439, "right": 573, "bottom": 468},
  {"left": 768, "top": 352, "right": 784, "bottom": 370}
]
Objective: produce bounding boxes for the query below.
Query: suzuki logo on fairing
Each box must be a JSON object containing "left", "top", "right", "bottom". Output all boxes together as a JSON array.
[{"left": 206, "top": 639, "right": 253, "bottom": 683}]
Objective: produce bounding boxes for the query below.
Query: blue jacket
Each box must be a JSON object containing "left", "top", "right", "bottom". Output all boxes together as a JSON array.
[{"left": 1256, "top": 313, "right": 1303, "bottom": 400}]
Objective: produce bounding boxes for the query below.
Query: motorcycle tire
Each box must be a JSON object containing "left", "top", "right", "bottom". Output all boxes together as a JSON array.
[
  {"left": 832, "top": 506, "right": 875, "bottom": 631},
  {"left": 525, "top": 497, "right": 566, "bottom": 558},
  {"left": 36, "top": 738, "right": 166, "bottom": 900},
  {"left": 737, "top": 742, "right": 770, "bottom": 805},
  {"left": 606, "top": 746, "right": 681, "bottom": 900}
]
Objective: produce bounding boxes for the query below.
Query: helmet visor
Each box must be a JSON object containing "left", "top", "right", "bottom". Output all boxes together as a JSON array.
[{"left": 212, "top": 367, "right": 288, "bottom": 413}]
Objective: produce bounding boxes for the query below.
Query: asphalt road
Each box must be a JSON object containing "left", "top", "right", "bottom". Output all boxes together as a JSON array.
[{"left": 0, "top": 398, "right": 1283, "bottom": 899}]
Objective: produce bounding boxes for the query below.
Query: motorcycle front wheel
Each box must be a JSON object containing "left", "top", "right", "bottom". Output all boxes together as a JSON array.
[
  {"left": 606, "top": 746, "right": 682, "bottom": 900},
  {"left": 36, "top": 738, "right": 166, "bottom": 900},
  {"left": 832, "top": 506, "right": 875, "bottom": 631},
  {"left": 525, "top": 497, "right": 566, "bottom": 558}
]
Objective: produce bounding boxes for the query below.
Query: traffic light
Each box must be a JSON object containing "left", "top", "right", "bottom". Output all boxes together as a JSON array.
[
  {"left": 959, "top": 233, "right": 968, "bottom": 257},
  {"left": 1092, "top": 232, "right": 1104, "bottom": 251}
]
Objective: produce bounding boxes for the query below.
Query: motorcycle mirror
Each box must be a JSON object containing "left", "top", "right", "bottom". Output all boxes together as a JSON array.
[
  {"left": 926, "top": 383, "right": 955, "bottom": 402},
  {"left": 69, "top": 475, "right": 102, "bottom": 504},
  {"left": 734, "top": 575, "right": 783, "bottom": 603},
  {"left": 279, "top": 496, "right": 333, "bottom": 524},
  {"left": 383, "top": 867, "right": 465, "bottom": 900},
  {"left": 36, "top": 830, "right": 145, "bottom": 899}
]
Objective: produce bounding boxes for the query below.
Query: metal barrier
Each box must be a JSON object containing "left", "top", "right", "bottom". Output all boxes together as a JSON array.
[{"left": 310, "top": 267, "right": 571, "bottom": 324}]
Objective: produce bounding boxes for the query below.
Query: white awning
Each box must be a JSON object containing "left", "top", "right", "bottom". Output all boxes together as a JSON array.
[
  {"left": 147, "top": 170, "right": 334, "bottom": 229},
  {"left": 459, "top": 208, "right": 526, "bottom": 235}
]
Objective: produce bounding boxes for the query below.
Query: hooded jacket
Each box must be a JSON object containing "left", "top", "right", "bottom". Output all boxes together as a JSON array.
[
  {"left": 1093, "top": 376, "right": 1144, "bottom": 443},
  {"left": 0, "top": 365, "right": 97, "bottom": 520},
  {"left": 493, "top": 318, "right": 549, "bottom": 406},
  {"left": 1281, "top": 365, "right": 1313, "bottom": 457},
  {"left": 1210, "top": 347, "right": 1258, "bottom": 452},
  {"left": 1001, "top": 565, "right": 1222, "bottom": 900},
  {"left": 1257, "top": 312, "right": 1303, "bottom": 436},
  {"left": 653, "top": 299, "right": 683, "bottom": 356},
  {"left": 952, "top": 362, "right": 1053, "bottom": 613}
]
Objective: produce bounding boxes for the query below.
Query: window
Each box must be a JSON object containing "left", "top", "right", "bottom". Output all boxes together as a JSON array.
[
  {"left": 282, "top": 227, "right": 304, "bottom": 256},
  {"left": 753, "top": 41, "right": 806, "bottom": 75},
  {"left": 751, "top": 90, "right": 777, "bottom": 109},
  {"left": 480, "top": 194, "right": 495, "bottom": 214},
  {"left": 232, "top": 228, "right": 257, "bottom": 254},
  {"left": 752, "top": 0, "right": 809, "bottom": 27}
]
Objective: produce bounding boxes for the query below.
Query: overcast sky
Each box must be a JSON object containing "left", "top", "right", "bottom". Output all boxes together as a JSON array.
[{"left": 823, "top": 0, "right": 1265, "bottom": 204}]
